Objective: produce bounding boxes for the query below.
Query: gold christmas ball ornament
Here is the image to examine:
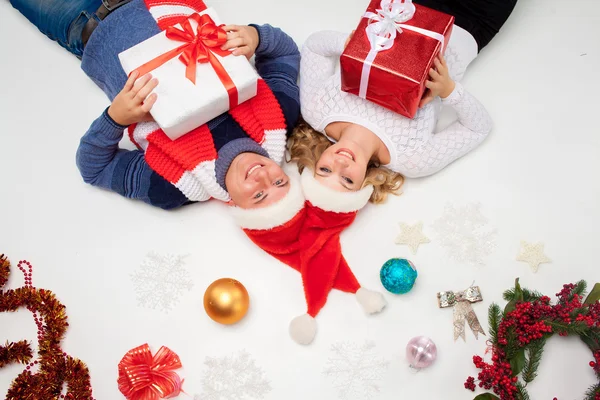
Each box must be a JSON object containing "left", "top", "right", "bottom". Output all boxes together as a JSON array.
[{"left": 203, "top": 278, "right": 250, "bottom": 325}]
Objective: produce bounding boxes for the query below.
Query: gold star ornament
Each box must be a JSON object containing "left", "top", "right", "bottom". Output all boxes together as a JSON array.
[
  {"left": 516, "top": 241, "right": 551, "bottom": 273},
  {"left": 395, "top": 222, "right": 430, "bottom": 254}
]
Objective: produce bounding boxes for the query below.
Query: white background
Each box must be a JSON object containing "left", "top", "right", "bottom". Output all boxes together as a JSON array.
[{"left": 1, "top": 0, "right": 599, "bottom": 399}]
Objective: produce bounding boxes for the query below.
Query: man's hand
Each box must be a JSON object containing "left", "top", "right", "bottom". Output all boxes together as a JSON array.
[
  {"left": 221, "top": 25, "right": 259, "bottom": 59},
  {"left": 108, "top": 71, "right": 158, "bottom": 126},
  {"left": 419, "top": 55, "right": 456, "bottom": 108}
]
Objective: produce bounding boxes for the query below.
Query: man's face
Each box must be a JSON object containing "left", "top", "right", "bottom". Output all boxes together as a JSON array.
[{"left": 226, "top": 153, "right": 290, "bottom": 209}]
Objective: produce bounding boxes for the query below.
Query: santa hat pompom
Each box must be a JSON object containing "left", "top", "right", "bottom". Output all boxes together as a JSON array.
[{"left": 289, "top": 314, "right": 317, "bottom": 345}]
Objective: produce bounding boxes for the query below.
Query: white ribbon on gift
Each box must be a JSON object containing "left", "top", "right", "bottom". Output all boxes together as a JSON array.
[{"left": 358, "top": 0, "right": 447, "bottom": 99}]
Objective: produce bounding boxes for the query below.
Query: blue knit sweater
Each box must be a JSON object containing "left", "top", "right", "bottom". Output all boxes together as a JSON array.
[{"left": 76, "top": 0, "right": 300, "bottom": 209}]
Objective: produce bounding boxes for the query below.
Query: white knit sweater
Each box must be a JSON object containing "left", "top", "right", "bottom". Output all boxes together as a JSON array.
[{"left": 299, "top": 26, "right": 493, "bottom": 178}]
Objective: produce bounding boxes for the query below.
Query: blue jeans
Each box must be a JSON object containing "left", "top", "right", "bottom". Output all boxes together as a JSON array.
[{"left": 10, "top": 0, "right": 102, "bottom": 58}]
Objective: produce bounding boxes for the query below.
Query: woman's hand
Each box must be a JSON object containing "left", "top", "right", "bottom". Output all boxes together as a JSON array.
[
  {"left": 345, "top": 30, "right": 356, "bottom": 48},
  {"left": 419, "top": 55, "right": 456, "bottom": 108},
  {"left": 108, "top": 71, "right": 158, "bottom": 126},
  {"left": 221, "top": 25, "right": 259, "bottom": 59}
]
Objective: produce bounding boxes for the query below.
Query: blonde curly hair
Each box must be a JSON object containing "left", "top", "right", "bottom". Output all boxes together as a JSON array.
[{"left": 288, "top": 121, "right": 404, "bottom": 204}]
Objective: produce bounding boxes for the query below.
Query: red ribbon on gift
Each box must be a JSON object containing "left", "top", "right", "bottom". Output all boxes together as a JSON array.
[
  {"left": 133, "top": 13, "right": 239, "bottom": 109},
  {"left": 117, "top": 343, "right": 183, "bottom": 400}
]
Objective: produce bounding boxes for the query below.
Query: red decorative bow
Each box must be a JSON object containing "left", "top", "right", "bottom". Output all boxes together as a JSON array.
[
  {"left": 117, "top": 344, "right": 183, "bottom": 400},
  {"left": 133, "top": 13, "right": 239, "bottom": 108}
]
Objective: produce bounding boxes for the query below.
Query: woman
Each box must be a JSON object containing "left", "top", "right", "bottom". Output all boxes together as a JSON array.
[{"left": 290, "top": 0, "right": 517, "bottom": 202}]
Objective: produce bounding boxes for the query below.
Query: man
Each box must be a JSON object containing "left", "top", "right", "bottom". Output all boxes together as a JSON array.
[{"left": 11, "top": 0, "right": 300, "bottom": 210}]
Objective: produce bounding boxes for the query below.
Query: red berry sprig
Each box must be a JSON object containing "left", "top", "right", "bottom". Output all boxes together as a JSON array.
[{"left": 464, "top": 354, "right": 518, "bottom": 399}]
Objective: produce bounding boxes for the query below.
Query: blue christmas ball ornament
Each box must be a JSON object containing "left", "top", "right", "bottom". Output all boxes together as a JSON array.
[{"left": 380, "top": 258, "right": 417, "bottom": 294}]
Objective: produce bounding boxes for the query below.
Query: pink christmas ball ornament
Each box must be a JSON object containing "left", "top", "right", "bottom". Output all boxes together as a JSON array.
[{"left": 406, "top": 336, "right": 438, "bottom": 369}]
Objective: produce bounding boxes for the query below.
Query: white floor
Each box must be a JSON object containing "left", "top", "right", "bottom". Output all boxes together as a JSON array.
[{"left": 1, "top": 0, "right": 599, "bottom": 399}]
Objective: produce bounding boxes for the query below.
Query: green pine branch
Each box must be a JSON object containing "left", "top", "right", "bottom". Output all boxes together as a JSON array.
[
  {"left": 503, "top": 280, "right": 590, "bottom": 304},
  {"left": 516, "top": 382, "right": 531, "bottom": 400},
  {"left": 570, "top": 307, "right": 589, "bottom": 318},
  {"left": 580, "top": 330, "right": 600, "bottom": 355},
  {"left": 546, "top": 320, "right": 589, "bottom": 335},
  {"left": 522, "top": 338, "right": 545, "bottom": 383},
  {"left": 572, "top": 280, "right": 588, "bottom": 298},
  {"left": 503, "top": 287, "right": 544, "bottom": 303},
  {"left": 488, "top": 303, "right": 502, "bottom": 345},
  {"left": 584, "top": 383, "right": 600, "bottom": 400},
  {"left": 588, "top": 329, "right": 600, "bottom": 344},
  {"left": 504, "top": 279, "right": 524, "bottom": 316},
  {"left": 504, "top": 329, "right": 521, "bottom": 359}
]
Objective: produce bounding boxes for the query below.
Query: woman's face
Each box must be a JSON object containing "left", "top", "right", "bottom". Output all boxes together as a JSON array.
[
  {"left": 315, "top": 142, "right": 368, "bottom": 192},
  {"left": 226, "top": 153, "right": 290, "bottom": 209}
]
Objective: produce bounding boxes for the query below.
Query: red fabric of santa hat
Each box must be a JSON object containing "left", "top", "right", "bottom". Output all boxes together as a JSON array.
[
  {"left": 285, "top": 169, "right": 387, "bottom": 344},
  {"left": 230, "top": 167, "right": 387, "bottom": 345}
]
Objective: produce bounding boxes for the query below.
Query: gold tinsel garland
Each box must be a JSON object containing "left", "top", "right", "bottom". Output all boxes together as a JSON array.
[
  {"left": 0, "top": 341, "right": 33, "bottom": 368},
  {"left": 0, "top": 254, "right": 95, "bottom": 399}
]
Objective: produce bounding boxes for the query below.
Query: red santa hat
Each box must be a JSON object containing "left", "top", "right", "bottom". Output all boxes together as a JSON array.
[
  {"left": 230, "top": 161, "right": 307, "bottom": 284},
  {"left": 229, "top": 163, "right": 306, "bottom": 231},
  {"left": 289, "top": 169, "right": 386, "bottom": 344},
  {"left": 299, "top": 166, "right": 375, "bottom": 213},
  {"left": 232, "top": 166, "right": 387, "bottom": 345}
]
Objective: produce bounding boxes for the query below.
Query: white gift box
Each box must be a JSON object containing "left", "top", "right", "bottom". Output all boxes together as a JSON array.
[{"left": 118, "top": 8, "right": 259, "bottom": 140}]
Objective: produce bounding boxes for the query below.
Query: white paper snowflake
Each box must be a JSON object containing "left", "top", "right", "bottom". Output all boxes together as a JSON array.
[
  {"left": 431, "top": 203, "right": 497, "bottom": 266},
  {"left": 323, "top": 341, "right": 389, "bottom": 400},
  {"left": 130, "top": 252, "right": 193, "bottom": 312},
  {"left": 194, "top": 350, "right": 271, "bottom": 400}
]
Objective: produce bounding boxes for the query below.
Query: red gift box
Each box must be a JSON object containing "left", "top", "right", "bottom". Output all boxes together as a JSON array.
[{"left": 341, "top": 0, "right": 454, "bottom": 118}]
